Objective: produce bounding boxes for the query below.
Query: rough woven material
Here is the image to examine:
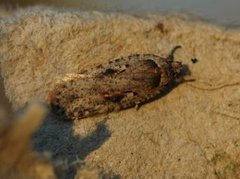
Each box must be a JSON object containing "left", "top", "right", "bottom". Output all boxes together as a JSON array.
[
  {"left": 0, "top": 102, "right": 55, "bottom": 179},
  {"left": 0, "top": 6, "right": 240, "bottom": 178}
]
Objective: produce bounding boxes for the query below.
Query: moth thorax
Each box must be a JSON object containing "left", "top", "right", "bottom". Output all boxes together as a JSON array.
[{"left": 170, "top": 61, "right": 183, "bottom": 79}]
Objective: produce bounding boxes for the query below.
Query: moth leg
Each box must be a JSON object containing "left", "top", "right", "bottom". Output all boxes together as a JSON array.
[{"left": 135, "top": 103, "right": 141, "bottom": 110}]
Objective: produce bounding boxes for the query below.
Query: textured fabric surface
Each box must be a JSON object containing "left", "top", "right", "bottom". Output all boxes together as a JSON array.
[{"left": 0, "top": 6, "right": 240, "bottom": 178}]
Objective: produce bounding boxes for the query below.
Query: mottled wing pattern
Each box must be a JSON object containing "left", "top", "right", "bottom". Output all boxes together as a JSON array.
[{"left": 48, "top": 47, "right": 183, "bottom": 120}]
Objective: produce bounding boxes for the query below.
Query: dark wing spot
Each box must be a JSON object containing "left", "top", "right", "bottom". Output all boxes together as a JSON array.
[
  {"left": 149, "top": 75, "right": 161, "bottom": 88},
  {"left": 106, "top": 95, "right": 124, "bottom": 103},
  {"left": 68, "top": 94, "right": 78, "bottom": 102},
  {"left": 101, "top": 92, "right": 126, "bottom": 103},
  {"left": 125, "top": 64, "right": 130, "bottom": 68},
  {"left": 103, "top": 68, "right": 118, "bottom": 76}
]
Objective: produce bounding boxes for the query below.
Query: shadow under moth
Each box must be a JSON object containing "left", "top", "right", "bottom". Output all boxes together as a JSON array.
[{"left": 48, "top": 46, "right": 189, "bottom": 120}]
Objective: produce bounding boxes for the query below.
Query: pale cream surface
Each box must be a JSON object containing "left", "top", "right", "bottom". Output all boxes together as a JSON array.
[{"left": 0, "top": 6, "right": 240, "bottom": 178}]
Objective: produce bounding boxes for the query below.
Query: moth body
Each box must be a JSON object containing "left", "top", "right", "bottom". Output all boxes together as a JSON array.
[{"left": 48, "top": 46, "right": 184, "bottom": 120}]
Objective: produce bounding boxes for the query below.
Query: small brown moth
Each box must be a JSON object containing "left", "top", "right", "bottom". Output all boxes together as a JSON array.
[{"left": 48, "top": 46, "right": 186, "bottom": 120}]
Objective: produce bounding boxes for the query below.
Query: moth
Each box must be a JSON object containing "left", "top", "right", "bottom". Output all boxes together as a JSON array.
[{"left": 48, "top": 46, "right": 186, "bottom": 120}]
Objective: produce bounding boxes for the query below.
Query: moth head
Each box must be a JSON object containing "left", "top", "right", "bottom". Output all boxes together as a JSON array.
[{"left": 171, "top": 61, "right": 183, "bottom": 78}]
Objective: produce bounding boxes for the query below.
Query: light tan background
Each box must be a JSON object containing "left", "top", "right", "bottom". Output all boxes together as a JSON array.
[{"left": 0, "top": 6, "right": 240, "bottom": 178}]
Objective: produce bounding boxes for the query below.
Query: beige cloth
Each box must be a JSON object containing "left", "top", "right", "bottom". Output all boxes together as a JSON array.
[{"left": 0, "top": 6, "right": 240, "bottom": 178}]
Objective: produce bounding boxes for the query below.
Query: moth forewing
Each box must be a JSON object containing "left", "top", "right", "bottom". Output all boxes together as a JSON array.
[{"left": 48, "top": 46, "right": 185, "bottom": 120}]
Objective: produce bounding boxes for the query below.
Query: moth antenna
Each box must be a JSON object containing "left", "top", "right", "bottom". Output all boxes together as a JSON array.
[{"left": 167, "top": 45, "right": 182, "bottom": 62}]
